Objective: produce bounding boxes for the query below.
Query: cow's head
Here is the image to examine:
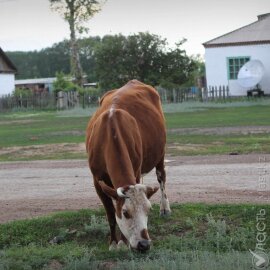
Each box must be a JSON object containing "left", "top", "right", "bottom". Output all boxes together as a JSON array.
[{"left": 99, "top": 181, "right": 159, "bottom": 252}]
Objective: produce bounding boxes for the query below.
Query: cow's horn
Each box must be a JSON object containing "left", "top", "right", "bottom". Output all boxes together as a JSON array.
[{"left": 117, "top": 187, "right": 129, "bottom": 198}]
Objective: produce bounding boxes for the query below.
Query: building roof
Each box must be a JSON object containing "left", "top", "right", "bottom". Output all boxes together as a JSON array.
[
  {"left": 203, "top": 13, "right": 270, "bottom": 48},
  {"left": 0, "top": 47, "right": 17, "bottom": 74},
  {"left": 15, "top": 77, "right": 56, "bottom": 85}
]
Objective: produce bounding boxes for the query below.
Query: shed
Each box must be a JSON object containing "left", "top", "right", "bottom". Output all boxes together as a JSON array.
[
  {"left": 0, "top": 47, "right": 17, "bottom": 96},
  {"left": 15, "top": 77, "right": 56, "bottom": 93},
  {"left": 203, "top": 13, "right": 270, "bottom": 96}
]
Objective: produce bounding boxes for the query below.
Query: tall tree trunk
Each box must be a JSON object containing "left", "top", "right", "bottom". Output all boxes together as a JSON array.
[{"left": 69, "top": 11, "right": 84, "bottom": 86}]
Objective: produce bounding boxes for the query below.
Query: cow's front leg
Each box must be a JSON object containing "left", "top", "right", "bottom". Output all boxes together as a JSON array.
[
  {"left": 156, "top": 158, "right": 171, "bottom": 217},
  {"left": 93, "top": 179, "right": 118, "bottom": 250}
]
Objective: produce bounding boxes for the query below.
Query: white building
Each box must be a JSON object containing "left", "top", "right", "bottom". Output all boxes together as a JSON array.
[
  {"left": 203, "top": 13, "right": 270, "bottom": 96},
  {"left": 0, "top": 48, "right": 17, "bottom": 96}
]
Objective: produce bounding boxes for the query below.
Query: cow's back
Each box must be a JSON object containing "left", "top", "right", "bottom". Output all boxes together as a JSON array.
[{"left": 86, "top": 80, "right": 166, "bottom": 174}]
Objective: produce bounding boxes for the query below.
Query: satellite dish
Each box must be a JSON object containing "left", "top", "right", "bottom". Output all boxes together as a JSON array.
[{"left": 237, "top": 60, "right": 264, "bottom": 88}]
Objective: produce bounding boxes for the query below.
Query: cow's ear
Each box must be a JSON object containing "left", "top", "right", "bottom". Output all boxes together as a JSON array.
[
  {"left": 146, "top": 186, "right": 159, "bottom": 199},
  {"left": 99, "top": 181, "right": 118, "bottom": 200}
]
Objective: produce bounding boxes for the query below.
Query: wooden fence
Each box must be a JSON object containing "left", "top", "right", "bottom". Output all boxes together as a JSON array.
[
  {"left": 0, "top": 86, "right": 231, "bottom": 112},
  {"left": 157, "top": 86, "right": 230, "bottom": 103},
  {"left": 0, "top": 92, "right": 56, "bottom": 112},
  {"left": 0, "top": 91, "right": 101, "bottom": 112},
  {"left": 202, "top": 86, "right": 230, "bottom": 101}
]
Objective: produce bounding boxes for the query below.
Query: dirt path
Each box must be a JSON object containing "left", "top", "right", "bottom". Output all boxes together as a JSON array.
[{"left": 0, "top": 154, "right": 270, "bottom": 223}]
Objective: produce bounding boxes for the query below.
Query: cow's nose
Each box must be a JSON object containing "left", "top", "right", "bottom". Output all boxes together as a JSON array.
[{"left": 137, "top": 240, "right": 150, "bottom": 252}]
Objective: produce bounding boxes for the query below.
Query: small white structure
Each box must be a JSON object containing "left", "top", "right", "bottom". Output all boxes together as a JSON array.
[
  {"left": 0, "top": 48, "right": 17, "bottom": 96},
  {"left": 203, "top": 13, "right": 270, "bottom": 96}
]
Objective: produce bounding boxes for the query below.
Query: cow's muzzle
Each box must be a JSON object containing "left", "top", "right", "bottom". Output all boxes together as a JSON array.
[{"left": 137, "top": 240, "right": 151, "bottom": 252}]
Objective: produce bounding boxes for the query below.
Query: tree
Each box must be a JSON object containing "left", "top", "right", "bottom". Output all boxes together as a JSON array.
[
  {"left": 159, "top": 40, "right": 196, "bottom": 89},
  {"left": 79, "top": 36, "right": 101, "bottom": 82},
  {"left": 174, "top": 54, "right": 205, "bottom": 88},
  {"left": 53, "top": 72, "right": 76, "bottom": 92},
  {"left": 95, "top": 33, "right": 196, "bottom": 90},
  {"left": 94, "top": 34, "right": 127, "bottom": 90},
  {"left": 50, "top": 0, "right": 102, "bottom": 86},
  {"left": 125, "top": 32, "right": 167, "bottom": 85},
  {"left": 8, "top": 33, "right": 197, "bottom": 89},
  {"left": 95, "top": 33, "right": 167, "bottom": 90},
  {"left": 7, "top": 38, "right": 100, "bottom": 80},
  {"left": 7, "top": 41, "right": 71, "bottom": 79}
]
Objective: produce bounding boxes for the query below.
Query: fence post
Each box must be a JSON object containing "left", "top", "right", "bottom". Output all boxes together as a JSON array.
[
  {"left": 222, "top": 86, "right": 225, "bottom": 99},
  {"left": 82, "top": 92, "right": 85, "bottom": 109},
  {"left": 184, "top": 89, "right": 187, "bottom": 102},
  {"left": 198, "top": 88, "right": 203, "bottom": 102},
  {"left": 173, "top": 89, "right": 176, "bottom": 103},
  {"left": 19, "top": 93, "right": 22, "bottom": 108},
  {"left": 226, "top": 86, "right": 229, "bottom": 98},
  {"left": 204, "top": 87, "right": 208, "bottom": 102},
  {"left": 57, "top": 91, "right": 64, "bottom": 109},
  {"left": 219, "top": 86, "right": 222, "bottom": 99}
]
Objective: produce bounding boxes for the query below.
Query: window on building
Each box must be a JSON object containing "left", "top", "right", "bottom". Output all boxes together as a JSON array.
[{"left": 227, "top": 57, "right": 250, "bottom": 80}]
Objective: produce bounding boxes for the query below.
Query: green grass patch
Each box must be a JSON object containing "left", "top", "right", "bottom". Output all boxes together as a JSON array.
[
  {"left": 166, "top": 133, "right": 270, "bottom": 155},
  {"left": 1, "top": 103, "right": 270, "bottom": 161},
  {"left": 165, "top": 105, "right": 270, "bottom": 129},
  {"left": 0, "top": 113, "right": 87, "bottom": 148},
  {"left": 0, "top": 204, "right": 269, "bottom": 269}
]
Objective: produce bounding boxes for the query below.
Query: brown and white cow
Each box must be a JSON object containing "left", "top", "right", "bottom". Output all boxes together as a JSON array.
[{"left": 86, "top": 80, "right": 171, "bottom": 252}]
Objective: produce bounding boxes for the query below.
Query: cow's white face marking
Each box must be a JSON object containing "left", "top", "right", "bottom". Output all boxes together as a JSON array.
[{"left": 115, "top": 184, "right": 152, "bottom": 250}]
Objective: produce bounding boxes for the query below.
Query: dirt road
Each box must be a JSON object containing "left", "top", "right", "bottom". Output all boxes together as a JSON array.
[{"left": 0, "top": 154, "right": 270, "bottom": 223}]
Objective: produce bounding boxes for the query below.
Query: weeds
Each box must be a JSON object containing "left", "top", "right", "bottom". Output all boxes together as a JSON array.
[
  {"left": 114, "top": 250, "right": 253, "bottom": 270},
  {"left": 0, "top": 202, "right": 269, "bottom": 269}
]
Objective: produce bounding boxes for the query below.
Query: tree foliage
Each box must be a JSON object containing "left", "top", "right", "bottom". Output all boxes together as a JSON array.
[
  {"left": 53, "top": 72, "right": 77, "bottom": 92},
  {"left": 7, "top": 33, "right": 202, "bottom": 91},
  {"left": 95, "top": 33, "right": 196, "bottom": 90},
  {"left": 13, "top": 88, "right": 33, "bottom": 98},
  {"left": 7, "top": 41, "right": 70, "bottom": 79},
  {"left": 6, "top": 37, "right": 99, "bottom": 80}
]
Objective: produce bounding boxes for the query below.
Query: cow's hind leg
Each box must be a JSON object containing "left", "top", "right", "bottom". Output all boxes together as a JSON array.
[
  {"left": 156, "top": 157, "right": 171, "bottom": 217},
  {"left": 93, "top": 178, "right": 117, "bottom": 250}
]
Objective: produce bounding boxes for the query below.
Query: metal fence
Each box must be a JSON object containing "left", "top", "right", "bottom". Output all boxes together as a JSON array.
[{"left": 0, "top": 86, "right": 231, "bottom": 112}]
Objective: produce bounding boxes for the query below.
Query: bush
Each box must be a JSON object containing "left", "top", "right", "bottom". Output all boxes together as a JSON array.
[
  {"left": 53, "top": 72, "right": 78, "bottom": 93},
  {"left": 12, "top": 87, "right": 33, "bottom": 98}
]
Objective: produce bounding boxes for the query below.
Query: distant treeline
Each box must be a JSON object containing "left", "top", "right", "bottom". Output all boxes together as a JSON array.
[
  {"left": 7, "top": 33, "right": 204, "bottom": 90},
  {"left": 7, "top": 38, "right": 97, "bottom": 82}
]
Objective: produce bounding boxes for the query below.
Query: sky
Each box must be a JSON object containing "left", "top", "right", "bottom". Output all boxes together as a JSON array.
[{"left": 0, "top": 0, "right": 269, "bottom": 56}]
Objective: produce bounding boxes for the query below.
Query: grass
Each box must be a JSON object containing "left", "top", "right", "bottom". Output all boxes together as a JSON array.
[
  {"left": 165, "top": 105, "right": 270, "bottom": 129},
  {"left": 0, "top": 112, "right": 87, "bottom": 148},
  {"left": 0, "top": 102, "right": 270, "bottom": 160},
  {"left": 0, "top": 204, "right": 269, "bottom": 269},
  {"left": 166, "top": 133, "right": 270, "bottom": 155}
]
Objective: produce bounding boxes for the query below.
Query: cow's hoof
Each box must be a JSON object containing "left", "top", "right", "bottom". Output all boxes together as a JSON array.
[
  {"left": 109, "top": 241, "right": 117, "bottom": 251},
  {"left": 117, "top": 240, "right": 128, "bottom": 250},
  {"left": 160, "top": 209, "right": 171, "bottom": 217}
]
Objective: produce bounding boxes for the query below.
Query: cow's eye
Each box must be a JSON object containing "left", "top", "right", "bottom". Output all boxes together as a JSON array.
[{"left": 123, "top": 209, "right": 131, "bottom": 219}]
